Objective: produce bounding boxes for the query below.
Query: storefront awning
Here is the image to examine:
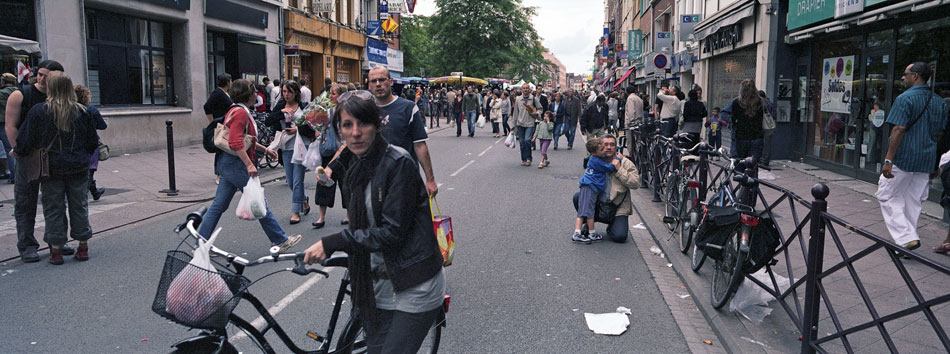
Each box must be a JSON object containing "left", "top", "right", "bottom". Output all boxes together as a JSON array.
[
  {"left": 694, "top": 0, "right": 754, "bottom": 41},
  {"left": 0, "top": 35, "right": 41, "bottom": 55},
  {"left": 612, "top": 67, "right": 635, "bottom": 89}
]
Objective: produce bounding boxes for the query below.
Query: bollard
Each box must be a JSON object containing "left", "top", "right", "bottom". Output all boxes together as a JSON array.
[
  {"left": 160, "top": 120, "right": 179, "bottom": 196},
  {"left": 801, "top": 183, "right": 829, "bottom": 354}
]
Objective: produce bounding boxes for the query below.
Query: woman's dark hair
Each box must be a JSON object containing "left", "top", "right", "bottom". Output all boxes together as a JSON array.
[
  {"left": 228, "top": 79, "right": 255, "bottom": 104},
  {"left": 674, "top": 86, "right": 686, "bottom": 100},
  {"left": 282, "top": 80, "right": 302, "bottom": 104},
  {"left": 37, "top": 60, "right": 64, "bottom": 72},
  {"left": 333, "top": 94, "right": 381, "bottom": 135},
  {"left": 255, "top": 84, "right": 267, "bottom": 96},
  {"left": 688, "top": 89, "right": 700, "bottom": 101}
]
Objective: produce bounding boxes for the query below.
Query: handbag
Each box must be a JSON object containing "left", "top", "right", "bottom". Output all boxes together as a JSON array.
[
  {"left": 429, "top": 197, "right": 455, "bottom": 267},
  {"left": 594, "top": 192, "right": 627, "bottom": 224},
  {"left": 319, "top": 121, "right": 340, "bottom": 156},
  {"left": 21, "top": 132, "right": 58, "bottom": 183},
  {"left": 202, "top": 117, "right": 223, "bottom": 153},
  {"left": 213, "top": 107, "right": 255, "bottom": 156},
  {"left": 97, "top": 143, "right": 110, "bottom": 161},
  {"left": 761, "top": 99, "right": 776, "bottom": 131}
]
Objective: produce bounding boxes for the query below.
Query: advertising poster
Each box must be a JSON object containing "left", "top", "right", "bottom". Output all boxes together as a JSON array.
[{"left": 820, "top": 55, "right": 854, "bottom": 114}]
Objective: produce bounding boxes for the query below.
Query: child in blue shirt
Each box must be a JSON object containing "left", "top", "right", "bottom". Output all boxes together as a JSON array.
[{"left": 573, "top": 137, "right": 620, "bottom": 243}]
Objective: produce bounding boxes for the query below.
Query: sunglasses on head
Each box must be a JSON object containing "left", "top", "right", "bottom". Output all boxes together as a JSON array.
[{"left": 338, "top": 90, "right": 374, "bottom": 103}]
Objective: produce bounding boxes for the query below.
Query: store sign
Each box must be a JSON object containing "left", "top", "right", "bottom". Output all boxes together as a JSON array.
[
  {"left": 388, "top": 0, "right": 406, "bottom": 14},
  {"left": 835, "top": 0, "right": 863, "bottom": 18},
  {"left": 312, "top": 0, "right": 333, "bottom": 12},
  {"left": 367, "top": 38, "right": 388, "bottom": 65},
  {"left": 788, "top": 0, "right": 835, "bottom": 30},
  {"left": 378, "top": 0, "right": 388, "bottom": 13},
  {"left": 680, "top": 14, "right": 701, "bottom": 41},
  {"left": 387, "top": 49, "right": 404, "bottom": 72},
  {"left": 820, "top": 55, "right": 855, "bottom": 114},
  {"left": 628, "top": 30, "right": 642, "bottom": 59},
  {"left": 205, "top": 0, "right": 267, "bottom": 29},
  {"left": 618, "top": 51, "right": 627, "bottom": 60},
  {"left": 655, "top": 32, "right": 672, "bottom": 52},
  {"left": 367, "top": 21, "right": 382, "bottom": 36},
  {"left": 139, "top": 0, "right": 190, "bottom": 10},
  {"left": 702, "top": 23, "right": 742, "bottom": 53}
]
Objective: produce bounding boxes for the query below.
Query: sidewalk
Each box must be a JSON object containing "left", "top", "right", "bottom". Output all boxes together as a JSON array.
[
  {"left": 630, "top": 160, "right": 950, "bottom": 353},
  {"left": 0, "top": 144, "right": 286, "bottom": 262}
]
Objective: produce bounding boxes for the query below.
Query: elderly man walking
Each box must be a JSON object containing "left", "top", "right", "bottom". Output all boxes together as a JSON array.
[
  {"left": 512, "top": 84, "right": 542, "bottom": 165},
  {"left": 876, "top": 62, "right": 948, "bottom": 252}
]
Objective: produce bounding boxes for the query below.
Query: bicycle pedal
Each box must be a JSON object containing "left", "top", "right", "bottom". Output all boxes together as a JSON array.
[
  {"left": 306, "top": 331, "right": 325, "bottom": 343},
  {"left": 662, "top": 216, "right": 677, "bottom": 224}
]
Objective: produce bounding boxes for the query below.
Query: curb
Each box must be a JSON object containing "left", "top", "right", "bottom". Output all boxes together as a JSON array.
[{"left": 153, "top": 171, "right": 287, "bottom": 203}]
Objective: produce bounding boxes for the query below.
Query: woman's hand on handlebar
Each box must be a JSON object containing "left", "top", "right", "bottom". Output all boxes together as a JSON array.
[{"left": 304, "top": 240, "right": 327, "bottom": 265}]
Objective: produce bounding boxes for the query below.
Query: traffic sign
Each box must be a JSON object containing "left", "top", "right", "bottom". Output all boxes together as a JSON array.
[{"left": 654, "top": 54, "right": 668, "bottom": 69}]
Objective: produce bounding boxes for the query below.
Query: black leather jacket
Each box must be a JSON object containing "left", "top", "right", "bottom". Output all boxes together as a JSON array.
[{"left": 323, "top": 145, "right": 443, "bottom": 291}]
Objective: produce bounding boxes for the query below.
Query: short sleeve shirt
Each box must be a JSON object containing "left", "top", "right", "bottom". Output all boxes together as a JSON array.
[
  {"left": 886, "top": 84, "right": 949, "bottom": 173},
  {"left": 379, "top": 96, "right": 428, "bottom": 162}
]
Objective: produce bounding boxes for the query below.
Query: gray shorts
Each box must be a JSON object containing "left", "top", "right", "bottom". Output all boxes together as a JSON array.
[{"left": 577, "top": 185, "right": 597, "bottom": 219}]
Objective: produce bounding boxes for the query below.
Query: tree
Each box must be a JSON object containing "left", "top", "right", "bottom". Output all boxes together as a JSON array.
[
  {"left": 401, "top": 15, "right": 437, "bottom": 78},
  {"left": 426, "top": 0, "right": 551, "bottom": 81}
]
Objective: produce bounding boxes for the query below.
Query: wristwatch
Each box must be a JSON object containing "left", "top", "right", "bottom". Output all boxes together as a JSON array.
[{"left": 884, "top": 159, "right": 893, "bottom": 165}]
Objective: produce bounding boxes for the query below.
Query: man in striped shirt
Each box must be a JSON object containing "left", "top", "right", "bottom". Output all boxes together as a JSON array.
[{"left": 876, "top": 62, "right": 949, "bottom": 251}]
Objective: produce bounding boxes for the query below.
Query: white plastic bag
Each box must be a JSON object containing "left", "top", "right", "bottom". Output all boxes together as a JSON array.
[
  {"left": 291, "top": 132, "right": 307, "bottom": 164},
  {"left": 302, "top": 141, "right": 323, "bottom": 171},
  {"left": 236, "top": 177, "right": 267, "bottom": 220},
  {"left": 166, "top": 229, "right": 231, "bottom": 325},
  {"left": 476, "top": 115, "right": 486, "bottom": 128},
  {"left": 728, "top": 270, "right": 790, "bottom": 323},
  {"left": 504, "top": 131, "right": 517, "bottom": 148}
]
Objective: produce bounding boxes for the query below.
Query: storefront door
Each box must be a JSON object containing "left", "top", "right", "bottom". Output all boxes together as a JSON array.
[{"left": 857, "top": 47, "right": 894, "bottom": 177}]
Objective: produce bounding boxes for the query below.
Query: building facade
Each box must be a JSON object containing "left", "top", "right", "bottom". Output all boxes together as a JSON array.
[{"left": 282, "top": 1, "right": 366, "bottom": 92}]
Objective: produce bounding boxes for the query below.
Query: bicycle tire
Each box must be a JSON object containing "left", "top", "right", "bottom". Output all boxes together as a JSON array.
[
  {"left": 336, "top": 316, "right": 440, "bottom": 354},
  {"left": 678, "top": 187, "right": 697, "bottom": 254},
  {"left": 711, "top": 226, "right": 745, "bottom": 309},
  {"left": 664, "top": 176, "right": 680, "bottom": 231},
  {"left": 169, "top": 339, "right": 238, "bottom": 354},
  {"left": 690, "top": 243, "right": 706, "bottom": 272}
]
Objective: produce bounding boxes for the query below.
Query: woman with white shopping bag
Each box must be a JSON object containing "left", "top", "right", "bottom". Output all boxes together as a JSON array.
[
  {"left": 199, "top": 79, "right": 302, "bottom": 252},
  {"left": 266, "top": 80, "right": 315, "bottom": 224}
]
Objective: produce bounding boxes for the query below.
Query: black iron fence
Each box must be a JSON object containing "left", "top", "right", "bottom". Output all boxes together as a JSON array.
[{"left": 627, "top": 125, "right": 950, "bottom": 353}]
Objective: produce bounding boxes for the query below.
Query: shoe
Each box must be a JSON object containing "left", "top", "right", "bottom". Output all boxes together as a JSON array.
[
  {"left": 589, "top": 232, "right": 604, "bottom": 242},
  {"left": 544, "top": 160, "right": 550, "bottom": 167},
  {"left": 48, "top": 248, "right": 64, "bottom": 265},
  {"left": 526, "top": 160, "right": 531, "bottom": 166},
  {"left": 74, "top": 243, "right": 89, "bottom": 261},
  {"left": 341, "top": 219, "right": 349, "bottom": 225},
  {"left": 568, "top": 146, "right": 573, "bottom": 150},
  {"left": 538, "top": 163, "right": 544, "bottom": 169},
  {"left": 303, "top": 197, "right": 311, "bottom": 215},
  {"left": 572, "top": 232, "right": 592, "bottom": 244},
  {"left": 933, "top": 242, "right": 950, "bottom": 255},
  {"left": 290, "top": 213, "right": 301, "bottom": 225},
  {"left": 278, "top": 234, "right": 303, "bottom": 252},
  {"left": 21, "top": 249, "right": 40, "bottom": 263},
  {"left": 903, "top": 240, "right": 921, "bottom": 251},
  {"left": 216, "top": 176, "right": 220, "bottom": 185},
  {"left": 60, "top": 243, "right": 75, "bottom": 256},
  {"left": 554, "top": 146, "right": 558, "bottom": 150},
  {"left": 312, "top": 220, "right": 325, "bottom": 229},
  {"left": 91, "top": 188, "right": 105, "bottom": 201}
]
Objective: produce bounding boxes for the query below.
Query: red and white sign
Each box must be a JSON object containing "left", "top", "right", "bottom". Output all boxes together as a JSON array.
[
  {"left": 653, "top": 54, "right": 668, "bottom": 70},
  {"left": 17, "top": 61, "right": 30, "bottom": 83}
]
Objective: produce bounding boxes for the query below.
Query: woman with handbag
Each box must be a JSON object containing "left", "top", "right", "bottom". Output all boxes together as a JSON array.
[
  {"left": 303, "top": 91, "right": 445, "bottom": 353},
  {"left": 74, "top": 85, "right": 107, "bottom": 200},
  {"left": 730, "top": 79, "right": 765, "bottom": 162},
  {"left": 14, "top": 71, "right": 99, "bottom": 264},
  {"left": 312, "top": 84, "right": 349, "bottom": 229},
  {"left": 200, "top": 79, "right": 301, "bottom": 251},
  {"left": 266, "top": 80, "right": 315, "bottom": 224}
]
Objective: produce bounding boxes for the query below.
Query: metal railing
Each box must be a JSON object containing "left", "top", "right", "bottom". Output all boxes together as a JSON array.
[{"left": 626, "top": 123, "right": 950, "bottom": 353}]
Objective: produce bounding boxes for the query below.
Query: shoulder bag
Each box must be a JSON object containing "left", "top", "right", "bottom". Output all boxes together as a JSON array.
[
  {"left": 594, "top": 192, "right": 628, "bottom": 224},
  {"left": 21, "top": 131, "right": 59, "bottom": 183},
  {"left": 213, "top": 107, "right": 255, "bottom": 156},
  {"left": 761, "top": 99, "right": 776, "bottom": 131}
]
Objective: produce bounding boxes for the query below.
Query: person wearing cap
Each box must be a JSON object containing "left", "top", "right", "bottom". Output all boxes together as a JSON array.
[{"left": 0, "top": 73, "right": 17, "bottom": 181}]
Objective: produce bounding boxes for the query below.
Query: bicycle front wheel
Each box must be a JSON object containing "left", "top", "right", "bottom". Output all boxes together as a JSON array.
[
  {"left": 678, "top": 187, "right": 698, "bottom": 254},
  {"left": 664, "top": 177, "right": 681, "bottom": 231},
  {"left": 690, "top": 243, "right": 706, "bottom": 272},
  {"left": 711, "top": 226, "right": 745, "bottom": 309}
]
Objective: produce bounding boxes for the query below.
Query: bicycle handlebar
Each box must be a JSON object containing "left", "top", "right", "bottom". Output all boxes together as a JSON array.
[{"left": 178, "top": 211, "right": 329, "bottom": 278}]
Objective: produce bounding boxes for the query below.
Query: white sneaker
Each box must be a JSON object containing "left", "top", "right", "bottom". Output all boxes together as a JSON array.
[
  {"left": 278, "top": 234, "right": 302, "bottom": 252},
  {"left": 589, "top": 232, "right": 604, "bottom": 242}
]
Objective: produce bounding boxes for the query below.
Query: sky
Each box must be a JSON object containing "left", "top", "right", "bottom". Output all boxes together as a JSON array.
[{"left": 410, "top": 0, "right": 603, "bottom": 76}]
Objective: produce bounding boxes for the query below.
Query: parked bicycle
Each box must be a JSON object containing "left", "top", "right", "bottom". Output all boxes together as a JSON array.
[
  {"left": 254, "top": 112, "right": 280, "bottom": 169},
  {"left": 153, "top": 207, "right": 448, "bottom": 354},
  {"left": 663, "top": 142, "right": 723, "bottom": 254}
]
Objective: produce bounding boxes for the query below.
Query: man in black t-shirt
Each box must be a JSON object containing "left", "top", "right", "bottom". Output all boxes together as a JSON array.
[
  {"left": 203, "top": 74, "right": 232, "bottom": 180},
  {"left": 4, "top": 60, "right": 74, "bottom": 263}
]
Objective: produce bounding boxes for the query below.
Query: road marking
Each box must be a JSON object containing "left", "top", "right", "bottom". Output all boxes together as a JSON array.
[
  {"left": 437, "top": 183, "right": 443, "bottom": 188},
  {"left": 495, "top": 137, "right": 503, "bottom": 144},
  {"left": 478, "top": 145, "right": 492, "bottom": 157},
  {"left": 230, "top": 268, "right": 334, "bottom": 342},
  {"left": 450, "top": 160, "right": 475, "bottom": 177}
]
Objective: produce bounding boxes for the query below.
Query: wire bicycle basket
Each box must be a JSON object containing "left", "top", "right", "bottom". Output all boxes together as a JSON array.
[{"left": 152, "top": 250, "right": 251, "bottom": 330}]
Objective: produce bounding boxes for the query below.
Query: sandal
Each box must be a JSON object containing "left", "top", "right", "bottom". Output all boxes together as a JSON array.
[{"left": 933, "top": 242, "right": 950, "bottom": 255}]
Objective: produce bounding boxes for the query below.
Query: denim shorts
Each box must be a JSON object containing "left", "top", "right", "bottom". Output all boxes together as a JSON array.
[{"left": 577, "top": 185, "right": 597, "bottom": 219}]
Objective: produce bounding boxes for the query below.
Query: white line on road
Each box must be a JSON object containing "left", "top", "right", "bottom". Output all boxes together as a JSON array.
[
  {"left": 450, "top": 160, "right": 475, "bottom": 177},
  {"left": 230, "top": 268, "right": 334, "bottom": 342},
  {"left": 495, "top": 137, "right": 503, "bottom": 144},
  {"left": 478, "top": 145, "right": 492, "bottom": 157}
]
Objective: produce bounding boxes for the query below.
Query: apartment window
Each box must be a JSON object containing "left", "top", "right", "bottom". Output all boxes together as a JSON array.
[{"left": 85, "top": 9, "right": 174, "bottom": 106}]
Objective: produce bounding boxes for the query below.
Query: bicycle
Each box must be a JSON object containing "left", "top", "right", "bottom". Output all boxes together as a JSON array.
[
  {"left": 690, "top": 156, "right": 740, "bottom": 272},
  {"left": 154, "top": 207, "right": 447, "bottom": 354},
  {"left": 254, "top": 113, "right": 280, "bottom": 169},
  {"left": 663, "top": 142, "right": 722, "bottom": 254},
  {"left": 659, "top": 134, "right": 694, "bottom": 232}
]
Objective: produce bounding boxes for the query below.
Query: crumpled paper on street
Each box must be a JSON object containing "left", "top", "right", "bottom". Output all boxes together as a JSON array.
[
  {"left": 728, "top": 270, "right": 790, "bottom": 323},
  {"left": 584, "top": 307, "right": 631, "bottom": 335}
]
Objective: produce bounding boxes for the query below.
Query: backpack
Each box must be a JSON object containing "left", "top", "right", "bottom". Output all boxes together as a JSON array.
[{"left": 202, "top": 117, "right": 223, "bottom": 153}]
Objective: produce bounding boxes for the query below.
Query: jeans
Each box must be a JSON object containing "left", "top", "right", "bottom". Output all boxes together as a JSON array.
[
  {"left": 0, "top": 133, "right": 14, "bottom": 178},
  {"left": 364, "top": 307, "right": 440, "bottom": 354},
  {"left": 572, "top": 192, "right": 630, "bottom": 243},
  {"left": 502, "top": 114, "right": 510, "bottom": 135},
  {"left": 454, "top": 111, "right": 463, "bottom": 137},
  {"left": 13, "top": 157, "right": 40, "bottom": 254},
  {"left": 40, "top": 173, "right": 93, "bottom": 246},
  {"left": 516, "top": 126, "right": 534, "bottom": 162},
  {"left": 732, "top": 138, "right": 764, "bottom": 163},
  {"left": 660, "top": 119, "right": 676, "bottom": 138},
  {"left": 761, "top": 129, "right": 773, "bottom": 165},
  {"left": 491, "top": 121, "right": 500, "bottom": 134},
  {"left": 552, "top": 120, "right": 564, "bottom": 148},
  {"left": 282, "top": 150, "right": 307, "bottom": 213},
  {"left": 564, "top": 119, "right": 577, "bottom": 148},
  {"left": 199, "top": 153, "right": 288, "bottom": 246},
  {"left": 465, "top": 110, "right": 477, "bottom": 136}
]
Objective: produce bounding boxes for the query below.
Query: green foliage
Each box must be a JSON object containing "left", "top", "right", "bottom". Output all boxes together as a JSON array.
[{"left": 401, "top": 0, "right": 552, "bottom": 81}]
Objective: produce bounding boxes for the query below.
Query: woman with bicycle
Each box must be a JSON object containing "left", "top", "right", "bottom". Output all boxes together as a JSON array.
[{"left": 304, "top": 90, "right": 446, "bottom": 353}]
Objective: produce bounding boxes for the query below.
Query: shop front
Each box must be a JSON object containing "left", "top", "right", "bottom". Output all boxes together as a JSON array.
[
  {"left": 0, "top": 0, "right": 39, "bottom": 78},
  {"left": 786, "top": 1, "right": 950, "bottom": 199},
  {"left": 284, "top": 11, "right": 365, "bottom": 92}
]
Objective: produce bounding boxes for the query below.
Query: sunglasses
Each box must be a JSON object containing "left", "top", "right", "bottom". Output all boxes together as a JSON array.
[{"left": 338, "top": 90, "right": 374, "bottom": 103}]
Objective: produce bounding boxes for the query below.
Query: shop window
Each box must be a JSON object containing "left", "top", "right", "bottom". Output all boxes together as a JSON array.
[
  {"left": 85, "top": 9, "right": 174, "bottom": 106},
  {"left": 809, "top": 35, "right": 862, "bottom": 164},
  {"left": 0, "top": 0, "right": 36, "bottom": 40},
  {"left": 894, "top": 16, "right": 950, "bottom": 99}
]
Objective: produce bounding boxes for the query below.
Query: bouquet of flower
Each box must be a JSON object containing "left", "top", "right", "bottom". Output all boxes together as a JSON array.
[{"left": 298, "top": 96, "right": 334, "bottom": 129}]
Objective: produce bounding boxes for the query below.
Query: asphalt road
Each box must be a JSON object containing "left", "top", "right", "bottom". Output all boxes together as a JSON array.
[{"left": 0, "top": 122, "right": 690, "bottom": 353}]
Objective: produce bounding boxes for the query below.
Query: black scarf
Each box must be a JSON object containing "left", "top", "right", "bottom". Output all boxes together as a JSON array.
[{"left": 344, "top": 133, "right": 388, "bottom": 322}]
